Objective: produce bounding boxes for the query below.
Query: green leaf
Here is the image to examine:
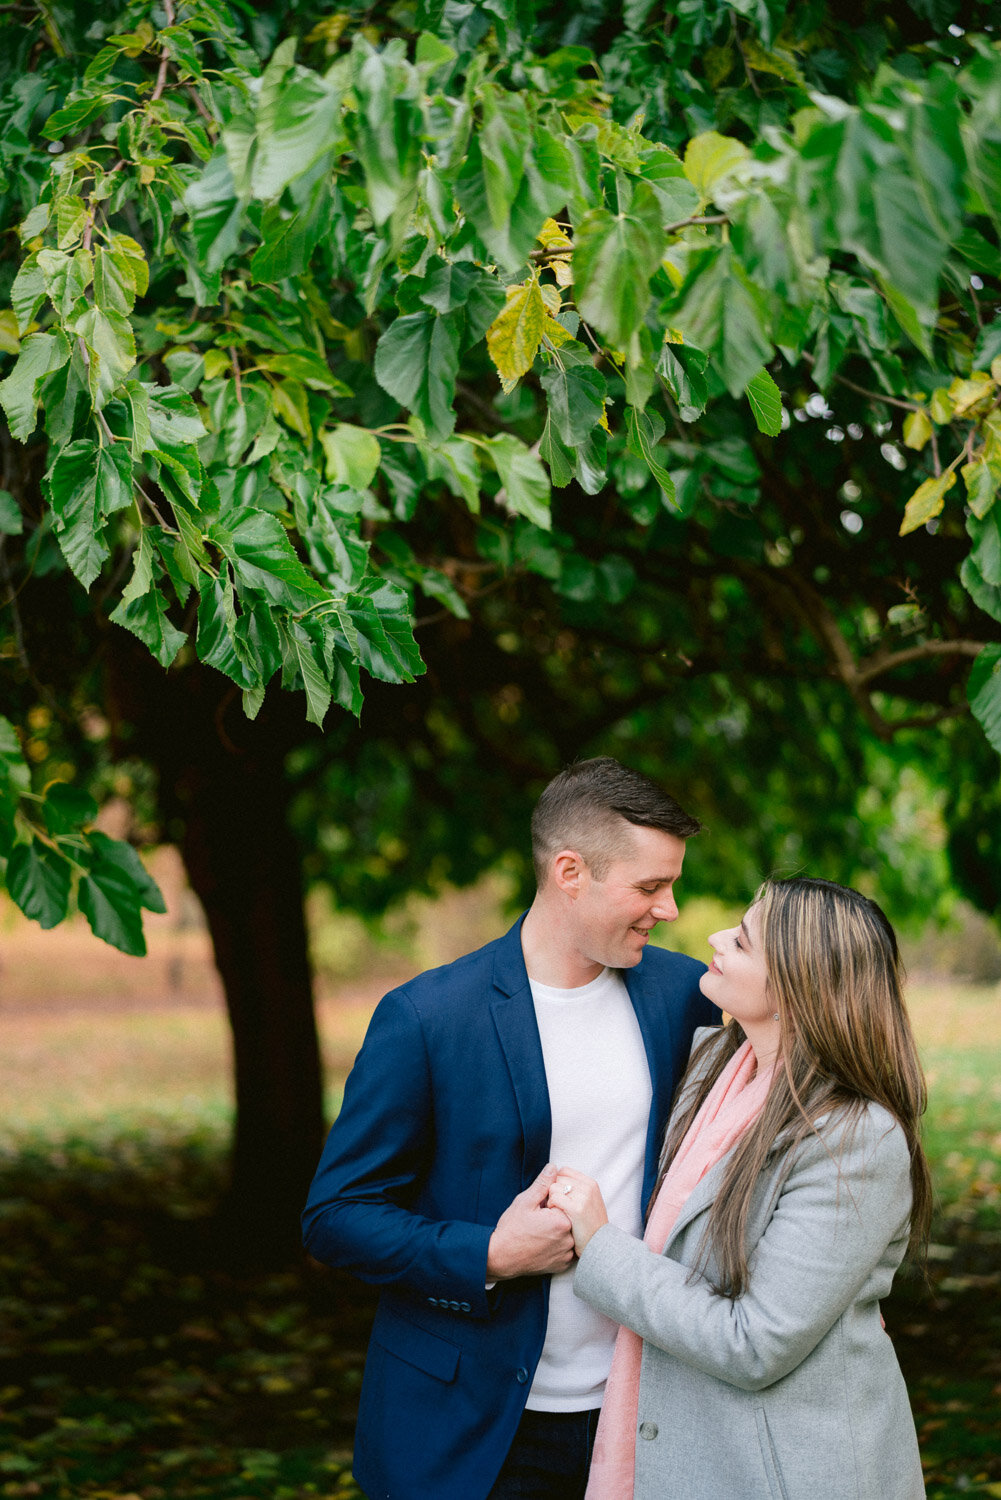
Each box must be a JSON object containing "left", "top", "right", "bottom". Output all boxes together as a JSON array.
[
  {"left": 487, "top": 277, "right": 548, "bottom": 382},
  {"left": 352, "top": 40, "right": 422, "bottom": 231},
  {"left": 10, "top": 255, "right": 47, "bottom": 334},
  {"left": 110, "top": 584, "right": 187, "bottom": 668},
  {"left": 74, "top": 306, "right": 137, "bottom": 408},
  {"left": 424, "top": 439, "right": 481, "bottom": 511},
  {"left": 638, "top": 145, "right": 700, "bottom": 222},
  {"left": 961, "top": 458, "right": 1001, "bottom": 520},
  {"left": 256, "top": 350, "right": 347, "bottom": 391},
  {"left": 340, "top": 578, "right": 424, "bottom": 685},
  {"left": 960, "top": 554, "right": 1001, "bottom": 625},
  {"left": 683, "top": 131, "right": 749, "bottom": 205},
  {"left": 78, "top": 830, "right": 166, "bottom": 956},
  {"left": 0, "top": 489, "right": 23, "bottom": 536},
  {"left": 973, "top": 317, "right": 1001, "bottom": 372},
  {"left": 656, "top": 341, "right": 709, "bottom": 418},
  {"left": 540, "top": 414, "right": 575, "bottom": 488},
  {"left": 184, "top": 147, "right": 244, "bottom": 273},
  {"left": 479, "top": 86, "right": 530, "bottom": 230},
  {"left": 248, "top": 50, "right": 341, "bottom": 198},
  {"left": 42, "top": 94, "right": 111, "bottom": 140},
  {"left": 486, "top": 434, "right": 551, "bottom": 529},
  {"left": 37, "top": 246, "right": 92, "bottom": 320},
  {"left": 119, "top": 529, "right": 156, "bottom": 606},
  {"left": 967, "top": 508, "right": 1001, "bottom": 587},
  {"left": 373, "top": 310, "right": 461, "bottom": 441},
  {"left": 42, "top": 783, "right": 98, "bottom": 837},
  {"left": 899, "top": 470, "right": 956, "bottom": 536},
  {"left": 625, "top": 406, "right": 675, "bottom": 504},
  {"left": 745, "top": 368, "right": 783, "bottom": 436},
  {"left": 0, "top": 330, "right": 71, "bottom": 440},
  {"left": 319, "top": 424, "right": 382, "bottom": 488},
  {"left": 251, "top": 187, "right": 330, "bottom": 283},
  {"left": 44, "top": 439, "right": 134, "bottom": 589},
  {"left": 902, "top": 409, "right": 933, "bottom": 452},
  {"left": 211, "top": 510, "right": 325, "bottom": 610},
  {"left": 282, "top": 618, "right": 333, "bottom": 727},
  {"left": 539, "top": 362, "right": 606, "bottom": 446},
  {"left": 195, "top": 574, "right": 256, "bottom": 686},
  {"left": 968, "top": 644, "right": 1001, "bottom": 755},
  {"left": 573, "top": 183, "right": 666, "bottom": 350},
  {"left": 6, "top": 840, "right": 72, "bottom": 929},
  {"left": 669, "top": 244, "right": 772, "bottom": 398},
  {"left": 147, "top": 384, "right": 208, "bottom": 450},
  {"left": 93, "top": 246, "right": 139, "bottom": 314}
]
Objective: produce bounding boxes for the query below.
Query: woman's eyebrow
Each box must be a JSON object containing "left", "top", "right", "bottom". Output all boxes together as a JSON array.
[{"left": 740, "top": 920, "right": 752, "bottom": 946}]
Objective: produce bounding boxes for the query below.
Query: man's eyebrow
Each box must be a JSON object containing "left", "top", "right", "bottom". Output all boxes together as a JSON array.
[{"left": 633, "top": 874, "right": 676, "bottom": 885}]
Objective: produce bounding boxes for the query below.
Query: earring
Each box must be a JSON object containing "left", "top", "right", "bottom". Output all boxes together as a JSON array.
[{"left": 772, "top": 1012, "right": 779, "bottom": 1021}]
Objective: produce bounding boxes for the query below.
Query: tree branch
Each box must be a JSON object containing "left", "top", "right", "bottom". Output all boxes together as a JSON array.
[{"left": 855, "top": 638, "right": 987, "bottom": 685}]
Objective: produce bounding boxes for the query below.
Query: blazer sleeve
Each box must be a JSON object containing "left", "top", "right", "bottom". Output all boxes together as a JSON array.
[
  {"left": 573, "top": 1106, "right": 912, "bottom": 1391},
  {"left": 301, "top": 986, "right": 495, "bottom": 1315}
]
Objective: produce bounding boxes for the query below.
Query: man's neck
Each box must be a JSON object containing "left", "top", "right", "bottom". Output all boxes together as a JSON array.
[{"left": 520, "top": 899, "right": 605, "bottom": 989}]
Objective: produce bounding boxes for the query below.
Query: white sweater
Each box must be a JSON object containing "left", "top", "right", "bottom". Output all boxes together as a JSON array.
[{"left": 526, "top": 967, "right": 652, "bottom": 1411}]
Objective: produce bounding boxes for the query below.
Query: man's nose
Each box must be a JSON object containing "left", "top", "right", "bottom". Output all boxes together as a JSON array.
[{"left": 651, "top": 891, "right": 678, "bottom": 922}]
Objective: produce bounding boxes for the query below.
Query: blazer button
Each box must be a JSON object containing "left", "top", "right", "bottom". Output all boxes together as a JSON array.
[
  {"left": 427, "top": 1297, "right": 437, "bottom": 1306},
  {"left": 460, "top": 1301, "right": 471, "bottom": 1312},
  {"left": 515, "top": 1367, "right": 529, "bottom": 1384},
  {"left": 638, "top": 1421, "right": 658, "bottom": 1441},
  {"left": 449, "top": 1300, "right": 460, "bottom": 1311}
]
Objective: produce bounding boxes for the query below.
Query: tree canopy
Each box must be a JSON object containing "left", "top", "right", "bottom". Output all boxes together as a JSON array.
[{"left": 2, "top": 0, "right": 1001, "bottom": 949}]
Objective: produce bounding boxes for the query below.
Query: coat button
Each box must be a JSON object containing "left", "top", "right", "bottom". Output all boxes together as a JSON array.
[
  {"left": 515, "top": 1367, "right": 529, "bottom": 1384},
  {"left": 460, "top": 1301, "right": 471, "bottom": 1312},
  {"left": 427, "top": 1297, "right": 437, "bottom": 1305},
  {"left": 638, "top": 1421, "right": 658, "bottom": 1441},
  {"left": 448, "top": 1300, "right": 460, "bottom": 1310}
]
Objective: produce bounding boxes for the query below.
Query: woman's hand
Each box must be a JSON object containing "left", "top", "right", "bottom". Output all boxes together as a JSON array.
[{"left": 547, "top": 1166, "right": 609, "bottom": 1255}]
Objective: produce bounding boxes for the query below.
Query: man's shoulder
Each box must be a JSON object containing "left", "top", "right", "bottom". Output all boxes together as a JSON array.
[{"left": 390, "top": 921, "right": 522, "bottom": 1008}]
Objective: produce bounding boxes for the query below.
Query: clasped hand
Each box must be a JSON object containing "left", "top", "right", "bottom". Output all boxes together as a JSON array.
[
  {"left": 485, "top": 1163, "right": 610, "bottom": 1279},
  {"left": 546, "top": 1166, "right": 609, "bottom": 1255}
]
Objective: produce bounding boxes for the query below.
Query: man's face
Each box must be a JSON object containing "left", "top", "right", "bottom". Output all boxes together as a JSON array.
[{"left": 568, "top": 824, "right": 687, "bottom": 971}]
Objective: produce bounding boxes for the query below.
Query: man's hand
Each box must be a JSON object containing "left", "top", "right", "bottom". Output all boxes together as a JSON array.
[
  {"left": 547, "top": 1167, "right": 609, "bottom": 1256},
  {"left": 486, "top": 1164, "right": 576, "bottom": 1280}
]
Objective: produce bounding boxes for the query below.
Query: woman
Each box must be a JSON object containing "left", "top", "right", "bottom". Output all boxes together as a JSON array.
[{"left": 550, "top": 877, "right": 930, "bottom": 1500}]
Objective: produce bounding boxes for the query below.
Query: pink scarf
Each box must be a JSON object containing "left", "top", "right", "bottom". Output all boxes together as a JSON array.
[{"left": 584, "top": 1040, "right": 775, "bottom": 1500}]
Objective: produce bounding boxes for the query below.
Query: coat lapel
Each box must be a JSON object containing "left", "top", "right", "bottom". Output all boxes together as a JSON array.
[
  {"left": 623, "top": 963, "right": 681, "bottom": 1208},
  {"left": 489, "top": 919, "right": 552, "bottom": 1185}
]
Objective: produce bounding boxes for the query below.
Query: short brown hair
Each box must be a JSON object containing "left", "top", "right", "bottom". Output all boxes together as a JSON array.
[{"left": 531, "top": 757, "right": 701, "bottom": 886}]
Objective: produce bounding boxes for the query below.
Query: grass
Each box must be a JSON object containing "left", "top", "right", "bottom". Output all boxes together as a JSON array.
[{"left": 0, "top": 891, "right": 999, "bottom": 1498}]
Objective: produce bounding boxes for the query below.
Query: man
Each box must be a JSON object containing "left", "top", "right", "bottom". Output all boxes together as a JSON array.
[{"left": 302, "top": 758, "right": 719, "bottom": 1499}]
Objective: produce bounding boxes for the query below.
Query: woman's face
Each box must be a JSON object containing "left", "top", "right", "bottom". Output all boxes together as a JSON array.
[{"left": 698, "top": 903, "right": 774, "bottom": 1031}]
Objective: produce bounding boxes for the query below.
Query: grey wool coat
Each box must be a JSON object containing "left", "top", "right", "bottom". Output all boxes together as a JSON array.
[{"left": 574, "top": 1030, "right": 925, "bottom": 1500}]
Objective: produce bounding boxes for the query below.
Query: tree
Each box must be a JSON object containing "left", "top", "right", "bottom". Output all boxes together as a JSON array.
[{"left": 2, "top": 0, "right": 1000, "bottom": 1249}]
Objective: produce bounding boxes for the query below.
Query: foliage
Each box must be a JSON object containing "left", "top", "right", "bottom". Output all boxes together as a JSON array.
[
  {"left": 1, "top": 0, "right": 1000, "bottom": 943},
  {"left": 0, "top": 713, "right": 164, "bottom": 952}
]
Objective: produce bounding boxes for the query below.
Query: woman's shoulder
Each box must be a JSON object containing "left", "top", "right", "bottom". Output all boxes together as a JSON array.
[{"left": 792, "top": 1098, "right": 911, "bottom": 1177}]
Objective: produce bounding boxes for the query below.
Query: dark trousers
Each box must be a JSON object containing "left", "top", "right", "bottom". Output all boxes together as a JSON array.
[{"left": 488, "top": 1407, "right": 602, "bottom": 1500}]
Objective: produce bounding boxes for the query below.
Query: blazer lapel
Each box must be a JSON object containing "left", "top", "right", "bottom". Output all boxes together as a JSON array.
[
  {"left": 623, "top": 964, "right": 680, "bottom": 1208},
  {"left": 489, "top": 919, "right": 552, "bottom": 1185}
]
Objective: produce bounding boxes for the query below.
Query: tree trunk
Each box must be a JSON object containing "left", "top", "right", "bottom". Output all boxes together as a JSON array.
[{"left": 107, "top": 643, "right": 326, "bottom": 1261}]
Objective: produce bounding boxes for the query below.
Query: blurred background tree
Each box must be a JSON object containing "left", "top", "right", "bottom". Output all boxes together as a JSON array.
[{"left": 1, "top": 0, "right": 999, "bottom": 1253}]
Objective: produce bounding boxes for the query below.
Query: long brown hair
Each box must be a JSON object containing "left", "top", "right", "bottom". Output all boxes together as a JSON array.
[{"left": 656, "top": 877, "right": 932, "bottom": 1299}]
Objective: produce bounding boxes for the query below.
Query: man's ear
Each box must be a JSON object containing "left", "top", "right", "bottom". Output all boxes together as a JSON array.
[{"left": 552, "top": 849, "right": 587, "bottom": 896}]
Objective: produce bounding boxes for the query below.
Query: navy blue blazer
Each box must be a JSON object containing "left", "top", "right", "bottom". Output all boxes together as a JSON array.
[{"left": 302, "top": 917, "right": 717, "bottom": 1500}]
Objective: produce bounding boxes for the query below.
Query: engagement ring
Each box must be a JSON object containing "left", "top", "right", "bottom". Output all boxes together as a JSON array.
[{"left": 562, "top": 1183, "right": 572, "bottom": 1195}]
